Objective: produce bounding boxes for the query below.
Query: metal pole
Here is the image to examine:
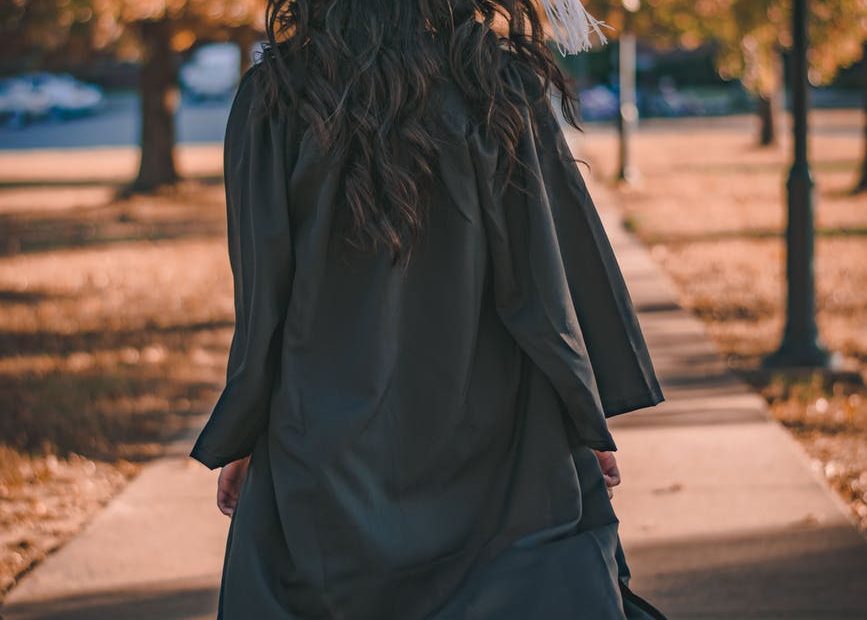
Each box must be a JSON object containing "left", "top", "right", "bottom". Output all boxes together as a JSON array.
[
  {"left": 617, "top": 26, "right": 639, "bottom": 184},
  {"left": 763, "top": 0, "right": 835, "bottom": 368}
]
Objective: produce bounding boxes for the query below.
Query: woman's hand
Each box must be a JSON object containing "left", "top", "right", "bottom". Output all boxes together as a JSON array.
[
  {"left": 217, "top": 455, "right": 251, "bottom": 517},
  {"left": 594, "top": 450, "right": 621, "bottom": 499}
]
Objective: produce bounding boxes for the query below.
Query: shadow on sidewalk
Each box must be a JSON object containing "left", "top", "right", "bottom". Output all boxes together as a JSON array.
[
  {"left": 627, "top": 522, "right": 867, "bottom": 620},
  {"left": 1, "top": 576, "right": 219, "bottom": 620},
  {"left": 5, "top": 522, "right": 866, "bottom": 619}
]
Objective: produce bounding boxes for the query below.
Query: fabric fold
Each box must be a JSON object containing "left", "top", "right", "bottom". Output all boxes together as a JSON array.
[
  {"left": 525, "top": 76, "right": 665, "bottom": 418},
  {"left": 470, "top": 59, "right": 663, "bottom": 451},
  {"left": 189, "top": 64, "right": 297, "bottom": 470}
]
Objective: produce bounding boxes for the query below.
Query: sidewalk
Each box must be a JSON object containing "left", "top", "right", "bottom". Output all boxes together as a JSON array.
[
  {"left": 3, "top": 184, "right": 867, "bottom": 620},
  {"left": 596, "top": 189, "right": 867, "bottom": 619}
]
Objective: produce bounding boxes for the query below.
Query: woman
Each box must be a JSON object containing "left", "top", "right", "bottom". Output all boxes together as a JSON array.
[{"left": 190, "top": 1, "right": 668, "bottom": 618}]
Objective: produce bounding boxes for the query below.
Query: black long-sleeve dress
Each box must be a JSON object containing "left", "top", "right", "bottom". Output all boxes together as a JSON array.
[{"left": 189, "top": 55, "right": 667, "bottom": 620}]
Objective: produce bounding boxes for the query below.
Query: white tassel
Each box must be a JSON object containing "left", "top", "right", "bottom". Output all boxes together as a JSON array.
[{"left": 539, "top": 0, "right": 610, "bottom": 55}]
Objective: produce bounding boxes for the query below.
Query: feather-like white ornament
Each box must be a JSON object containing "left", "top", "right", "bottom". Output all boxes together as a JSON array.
[{"left": 539, "top": 0, "right": 610, "bottom": 55}]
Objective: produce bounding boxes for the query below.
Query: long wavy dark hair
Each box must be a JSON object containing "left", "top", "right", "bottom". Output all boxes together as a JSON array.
[{"left": 259, "top": 0, "right": 582, "bottom": 266}]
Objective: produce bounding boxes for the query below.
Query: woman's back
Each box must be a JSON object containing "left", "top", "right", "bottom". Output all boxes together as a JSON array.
[{"left": 190, "top": 2, "right": 666, "bottom": 617}]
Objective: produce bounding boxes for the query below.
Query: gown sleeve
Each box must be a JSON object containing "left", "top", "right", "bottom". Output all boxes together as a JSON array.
[
  {"left": 189, "top": 63, "right": 296, "bottom": 470},
  {"left": 471, "top": 60, "right": 665, "bottom": 452}
]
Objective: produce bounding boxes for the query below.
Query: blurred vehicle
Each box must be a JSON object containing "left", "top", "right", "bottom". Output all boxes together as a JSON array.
[
  {"left": 32, "top": 73, "right": 104, "bottom": 119},
  {"left": 640, "top": 77, "right": 705, "bottom": 118},
  {"left": 578, "top": 84, "right": 618, "bottom": 121},
  {"left": 577, "top": 78, "right": 744, "bottom": 122},
  {"left": 181, "top": 43, "right": 241, "bottom": 101},
  {"left": 0, "top": 77, "right": 50, "bottom": 127},
  {"left": 0, "top": 73, "right": 103, "bottom": 127}
]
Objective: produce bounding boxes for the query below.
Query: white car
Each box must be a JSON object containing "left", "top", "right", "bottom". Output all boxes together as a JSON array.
[
  {"left": 181, "top": 43, "right": 241, "bottom": 101},
  {"left": 578, "top": 84, "right": 619, "bottom": 121},
  {"left": 34, "top": 73, "right": 104, "bottom": 117},
  {"left": 0, "top": 73, "right": 103, "bottom": 126},
  {"left": 0, "top": 77, "right": 51, "bottom": 126}
]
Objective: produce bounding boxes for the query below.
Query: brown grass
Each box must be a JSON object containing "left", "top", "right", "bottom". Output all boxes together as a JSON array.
[{"left": 0, "top": 147, "right": 233, "bottom": 597}]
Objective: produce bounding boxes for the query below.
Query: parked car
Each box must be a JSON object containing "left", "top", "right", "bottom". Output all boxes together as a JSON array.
[
  {"left": 640, "top": 77, "right": 705, "bottom": 118},
  {"left": 0, "top": 73, "right": 103, "bottom": 127},
  {"left": 0, "top": 77, "right": 50, "bottom": 127},
  {"left": 578, "top": 84, "right": 619, "bottom": 121},
  {"left": 181, "top": 43, "right": 241, "bottom": 101},
  {"left": 32, "top": 73, "right": 104, "bottom": 119}
]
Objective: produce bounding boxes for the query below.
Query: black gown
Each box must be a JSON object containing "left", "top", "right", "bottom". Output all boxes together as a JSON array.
[{"left": 190, "top": 56, "right": 667, "bottom": 619}]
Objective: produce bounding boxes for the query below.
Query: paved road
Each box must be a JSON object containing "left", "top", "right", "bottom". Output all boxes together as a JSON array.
[
  {"left": 2, "top": 148, "right": 866, "bottom": 620},
  {"left": 1, "top": 94, "right": 859, "bottom": 152},
  {"left": 0, "top": 93, "right": 233, "bottom": 150}
]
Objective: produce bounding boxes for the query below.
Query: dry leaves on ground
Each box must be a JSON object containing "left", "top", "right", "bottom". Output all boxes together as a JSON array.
[{"left": 0, "top": 148, "right": 234, "bottom": 599}]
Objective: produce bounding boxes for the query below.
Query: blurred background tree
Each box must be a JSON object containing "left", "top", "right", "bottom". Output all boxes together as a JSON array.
[
  {"left": 578, "top": 0, "right": 866, "bottom": 148},
  {"left": 657, "top": 0, "right": 864, "bottom": 147},
  {"left": 855, "top": 40, "right": 867, "bottom": 192},
  {"left": 0, "top": 0, "right": 99, "bottom": 72},
  {"left": 1, "top": 0, "right": 264, "bottom": 193},
  {"left": 3, "top": 1, "right": 866, "bottom": 190}
]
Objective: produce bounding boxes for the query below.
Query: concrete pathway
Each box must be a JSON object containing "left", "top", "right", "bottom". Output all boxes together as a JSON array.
[
  {"left": 596, "top": 193, "right": 867, "bottom": 619},
  {"left": 3, "top": 183, "right": 866, "bottom": 620},
  {"left": 1, "top": 433, "right": 225, "bottom": 620}
]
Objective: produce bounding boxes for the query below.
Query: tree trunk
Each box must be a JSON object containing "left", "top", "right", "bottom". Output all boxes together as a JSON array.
[
  {"left": 757, "top": 49, "right": 784, "bottom": 147},
  {"left": 855, "top": 40, "right": 867, "bottom": 194},
  {"left": 757, "top": 94, "right": 777, "bottom": 146},
  {"left": 131, "top": 18, "right": 178, "bottom": 193}
]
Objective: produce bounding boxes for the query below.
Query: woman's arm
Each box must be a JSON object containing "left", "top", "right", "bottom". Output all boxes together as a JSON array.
[{"left": 189, "top": 63, "right": 297, "bottom": 470}]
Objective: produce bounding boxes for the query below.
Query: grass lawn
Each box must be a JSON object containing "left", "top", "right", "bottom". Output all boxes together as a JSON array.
[
  {"left": 573, "top": 109, "right": 867, "bottom": 533},
  {"left": 0, "top": 146, "right": 234, "bottom": 598}
]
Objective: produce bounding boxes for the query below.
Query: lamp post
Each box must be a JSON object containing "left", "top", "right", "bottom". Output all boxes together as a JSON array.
[
  {"left": 616, "top": 0, "right": 640, "bottom": 184},
  {"left": 762, "top": 0, "right": 836, "bottom": 369}
]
